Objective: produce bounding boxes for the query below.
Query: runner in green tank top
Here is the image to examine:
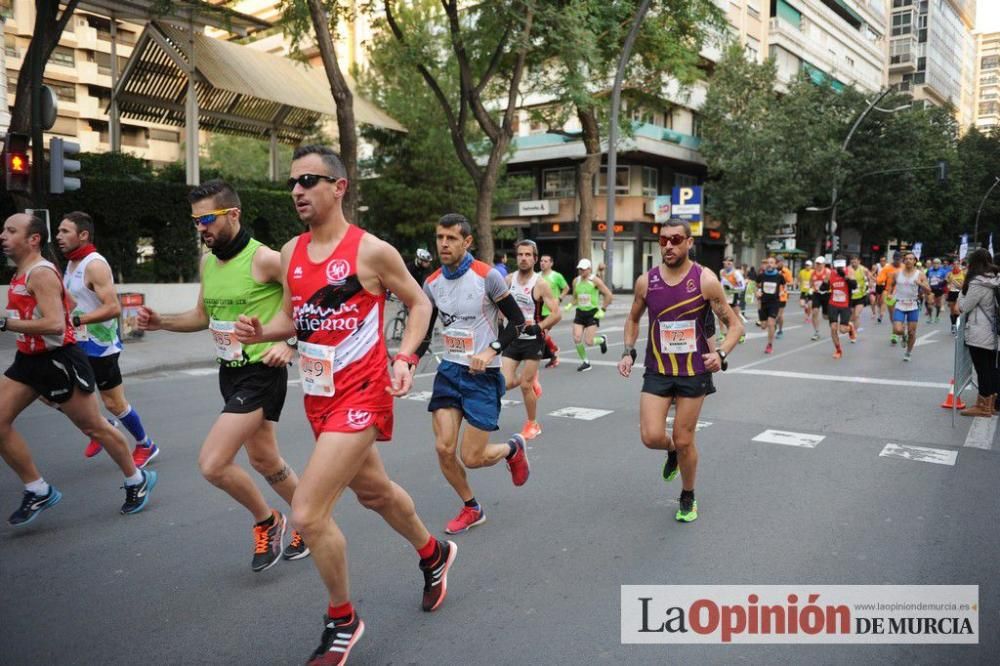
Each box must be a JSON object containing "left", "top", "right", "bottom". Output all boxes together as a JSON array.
[
  {"left": 137, "top": 180, "right": 308, "bottom": 571},
  {"left": 569, "top": 258, "right": 613, "bottom": 371},
  {"left": 849, "top": 255, "right": 874, "bottom": 339}
]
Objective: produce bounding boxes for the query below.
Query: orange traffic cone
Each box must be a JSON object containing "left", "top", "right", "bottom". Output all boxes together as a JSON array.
[{"left": 941, "top": 378, "right": 966, "bottom": 410}]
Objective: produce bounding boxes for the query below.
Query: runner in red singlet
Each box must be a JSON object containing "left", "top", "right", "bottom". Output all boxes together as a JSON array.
[{"left": 235, "top": 146, "right": 454, "bottom": 666}]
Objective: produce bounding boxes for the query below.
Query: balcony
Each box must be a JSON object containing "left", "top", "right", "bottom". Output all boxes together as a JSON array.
[{"left": 889, "top": 35, "right": 917, "bottom": 73}]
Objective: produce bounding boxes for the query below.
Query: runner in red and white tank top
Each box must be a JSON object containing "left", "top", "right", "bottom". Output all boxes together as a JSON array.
[
  {"left": 287, "top": 224, "right": 393, "bottom": 438},
  {"left": 7, "top": 259, "right": 76, "bottom": 354}
]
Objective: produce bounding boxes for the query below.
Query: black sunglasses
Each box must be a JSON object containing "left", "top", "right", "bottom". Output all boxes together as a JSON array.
[{"left": 286, "top": 174, "right": 340, "bottom": 191}]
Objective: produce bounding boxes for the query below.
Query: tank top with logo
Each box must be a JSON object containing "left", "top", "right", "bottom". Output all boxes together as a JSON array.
[
  {"left": 894, "top": 269, "right": 920, "bottom": 312},
  {"left": 64, "top": 252, "right": 123, "bottom": 358},
  {"left": 6, "top": 259, "right": 75, "bottom": 354},
  {"left": 574, "top": 277, "right": 600, "bottom": 312},
  {"left": 643, "top": 263, "right": 709, "bottom": 378},
  {"left": 509, "top": 272, "right": 543, "bottom": 341}
]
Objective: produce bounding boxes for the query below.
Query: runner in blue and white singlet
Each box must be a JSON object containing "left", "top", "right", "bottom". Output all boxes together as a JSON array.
[{"left": 888, "top": 251, "right": 931, "bottom": 362}]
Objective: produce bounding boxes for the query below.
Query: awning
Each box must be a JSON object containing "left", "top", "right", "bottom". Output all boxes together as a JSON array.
[{"left": 77, "top": 0, "right": 270, "bottom": 36}]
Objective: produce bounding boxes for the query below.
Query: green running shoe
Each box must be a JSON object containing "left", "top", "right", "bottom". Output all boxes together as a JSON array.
[
  {"left": 661, "top": 452, "right": 679, "bottom": 483},
  {"left": 675, "top": 496, "right": 698, "bottom": 522}
]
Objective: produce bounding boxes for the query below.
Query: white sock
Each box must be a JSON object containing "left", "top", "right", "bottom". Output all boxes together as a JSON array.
[
  {"left": 114, "top": 405, "right": 132, "bottom": 420},
  {"left": 124, "top": 470, "right": 144, "bottom": 486},
  {"left": 25, "top": 478, "right": 50, "bottom": 495}
]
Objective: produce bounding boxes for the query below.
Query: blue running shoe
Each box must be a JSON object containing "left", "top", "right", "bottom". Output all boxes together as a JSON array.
[
  {"left": 8, "top": 486, "right": 62, "bottom": 526},
  {"left": 121, "top": 469, "right": 157, "bottom": 515}
]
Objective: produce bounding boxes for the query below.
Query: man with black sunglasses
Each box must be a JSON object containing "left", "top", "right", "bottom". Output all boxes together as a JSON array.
[
  {"left": 618, "top": 221, "right": 743, "bottom": 523},
  {"left": 236, "top": 146, "right": 455, "bottom": 665},
  {"left": 138, "top": 180, "right": 307, "bottom": 572}
]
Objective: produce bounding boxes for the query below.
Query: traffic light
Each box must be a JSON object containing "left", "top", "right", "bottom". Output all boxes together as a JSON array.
[
  {"left": 831, "top": 236, "right": 840, "bottom": 253},
  {"left": 49, "top": 137, "right": 81, "bottom": 194},
  {"left": 936, "top": 159, "right": 948, "bottom": 184},
  {"left": 3, "top": 132, "right": 30, "bottom": 193}
]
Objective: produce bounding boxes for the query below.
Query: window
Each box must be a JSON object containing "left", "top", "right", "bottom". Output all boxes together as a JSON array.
[
  {"left": 917, "top": 56, "right": 925, "bottom": 71},
  {"left": 630, "top": 106, "right": 655, "bottom": 124},
  {"left": 674, "top": 173, "right": 698, "bottom": 188},
  {"left": 7, "top": 76, "right": 17, "bottom": 96},
  {"left": 44, "top": 79, "right": 76, "bottom": 102},
  {"left": 542, "top": 168, "right": 576, "bottom": 198},
  {"left": 983, "top": 56, "right": 1000, "bottom": 70},
  {"left": 4, "top": 34, "right": 18, "bottom": 59},
  {"left": 845, "top": 55, "right": 855, "bottom": 68},
  {"left": 662, "top": 108, "right": 673, "bottom": 129},
  {"left": 641, "top": 167, "right": 658, "bottom": 197},
  {"left": 595, "top": 167, "right": 630, "bottom": 196},
  {"left": 891, "top": 0, "right": 912, "bottom": 6},
  {"left": 747, "top": 0, "right": 760, "bottom": 19},
  {"left": 691, "top": 112, "right": 703, "bottom": 139},
  {"left": 891, "top": 13, "right": 912, "bottom": 37},
  {"left": 50, "top": 46, "right": 75, "bottom": 67},
  {"left": 149, "top": 128, "right": 181, "bottom": 143},
  {"left": 745, "top": 35, "right": 760, "bottom": 61},
  {"left": 0, "top": 0, "right": 12, "bottom": 18}
]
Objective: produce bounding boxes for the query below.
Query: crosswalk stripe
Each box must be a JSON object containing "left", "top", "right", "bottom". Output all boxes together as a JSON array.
[
  {"left": 752, "top": 429, "right": 825, "bottom": 448},
  {"left": 879, "top": 443, "right": 958, "bottom": 466}
]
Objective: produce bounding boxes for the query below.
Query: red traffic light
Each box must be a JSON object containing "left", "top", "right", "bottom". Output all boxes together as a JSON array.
[{"left": 872, "top": 244, "right": 880, "bottom": 252}]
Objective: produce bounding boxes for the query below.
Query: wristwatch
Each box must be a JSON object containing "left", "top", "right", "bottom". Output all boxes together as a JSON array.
[
  {"left": 716, "top": 349, "right": 728, "bottom": 371},
  {"left": 489, "top": 340, "right": 503, "bottom": 354},
  {"left": 72, "top": 314, "right": 82, "bottom": 328},
  {"left": 621, "top": 347, "right": 637, "bottom": 362},
  {"left": 285, "top": 336, "right": 298, "bottom": 348},
  {"left": 0, "top": 317, "right": 6, "bottom": 332}
]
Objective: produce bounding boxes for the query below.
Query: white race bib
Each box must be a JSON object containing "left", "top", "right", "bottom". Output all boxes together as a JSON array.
[
  {"left": 298, "top": 341, "right": 336, "bottom": 397},
  {"left": 659, "top": 320, "right": 698, "bottom": 354},
  {"left": 6, "top": 309, "right": 25, "bottom": 343},
  {"left": 898, "top": 298, "right": 918, "bottom": 310},
  {"left": 209, "top": 319, "right": 243, "bottom": 362},
  {"left": 762, "top": 281, "right": 777, "bottom": 295},
  {"left": 71, "top": 310, "right": 89, "bottom": 341},
  {"left": 577, "top": 293, "right": 592, "bottom": 307},
  {"left": 442, "top": 327, "right": 474, "bottom": 356}
]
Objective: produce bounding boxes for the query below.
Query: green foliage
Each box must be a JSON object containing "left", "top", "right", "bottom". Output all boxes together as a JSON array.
[{"left": 201, "top": 134, "right": 295, "bottom": 184}]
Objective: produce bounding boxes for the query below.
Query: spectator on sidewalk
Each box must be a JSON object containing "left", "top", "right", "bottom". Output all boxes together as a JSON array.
[{"left": 957, "top": 248, "right": 1000, "bottom": 417}]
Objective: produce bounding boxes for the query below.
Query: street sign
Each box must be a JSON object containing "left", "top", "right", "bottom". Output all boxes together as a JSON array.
[
  {"left": 653, "top": 195, "right": 671, "bottom": 223},
  {"left": 671, "top": 186, "right": 702, "bottom": 221}
]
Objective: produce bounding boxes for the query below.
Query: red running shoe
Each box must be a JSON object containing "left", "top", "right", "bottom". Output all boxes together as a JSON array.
[
  {"left": 131, "top": 442, "right": 159, "bottom": 469},
  {"left": 307, "top": 613, "right": 365, "bottom": 665},
  {"left": 84, "top": 439, "right": 103, "bottom": 458},
  {"left": 444, "top": 505, "right": 486, "bottom": 535},
  {"left": 506, "top": 434, "right": 530, "bottom": 486}
]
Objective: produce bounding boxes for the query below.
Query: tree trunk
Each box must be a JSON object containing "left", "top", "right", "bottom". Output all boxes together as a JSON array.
[
  {"left": 307, "top": 0, "right": 359, "bottom": 224},
  {"left": 475, "top": 143, "right": 509, "bottom": 262},
  {"left": 576, "top": 105, "right": 601, "bottom": 261}
]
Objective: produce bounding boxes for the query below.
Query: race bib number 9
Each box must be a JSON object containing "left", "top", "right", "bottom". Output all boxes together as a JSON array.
[
  {"left": 762, "top": 281, "right": 777, "bottom": 295},
  {"left": 298, "top": 341, "right": 336, "bottom": 397},
  {"left": 210, "top": 319, "right": 243, "bottom": 362},
  {"left": 659, "top": 320, "right": 698, "bottom": 354},
  {"left": 442, "top": 327, "right": 474, "bottom": 356}
]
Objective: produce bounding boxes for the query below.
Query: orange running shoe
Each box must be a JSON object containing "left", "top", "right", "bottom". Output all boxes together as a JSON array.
[
  {"left": 532, "top": 377, "right": 543, "bottom": 398},
  {"left": 833, "top": 348, "right": 843, "bottom": 359},
  {"left": 521, "top": 420, "right": 542, "bottom": 440}
]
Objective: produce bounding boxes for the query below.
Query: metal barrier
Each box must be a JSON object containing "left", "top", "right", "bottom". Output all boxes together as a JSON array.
[{"left": 953, "top": 313, "right": 975, "bottom": 426}]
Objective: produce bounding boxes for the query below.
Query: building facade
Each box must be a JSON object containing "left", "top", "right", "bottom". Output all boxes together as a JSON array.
[{"left": 974, "top": 30, "right": 1000, "bottom": 132}]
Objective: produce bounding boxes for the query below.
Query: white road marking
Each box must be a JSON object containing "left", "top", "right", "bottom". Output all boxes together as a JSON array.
[
  {"left": 752, "top": 429, "right": 825, "bottom": 448},
  {"left": 501, "top": 398, "right": 522, "bottom": 407},
  {"left": 182, "top": 368, "right": 217, "bottom": 376},
  {"left": 400, "top": 390, "right": 434, "bottom": 402},
  {"left": 913, "top": 330, "right": 940, "bottom": 347},
  {"left": 730, "top": 368, "right": 952, "bottom": 389},
  {"left": 962, "top": 414, "right": 998, "bottom": 451},
  {"left": 730, "top": 340, "right": 826, "bottom": 371},
  {"left": 879, "top": 443, "right": 958, "bottom": 466},
  {"left": 666, "top": 416, "right": 712, "bottom": 432},
  {"left": 743, "top": 324, "right": 804, "bottom": 341},
  {"left": 548, "top": 406, "right": 613, "bottom": 421}
]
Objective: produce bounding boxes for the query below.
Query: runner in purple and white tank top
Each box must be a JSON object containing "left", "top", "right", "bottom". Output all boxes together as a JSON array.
[{"left": 618, "top": 220, "right": 744, "bottom": 523}]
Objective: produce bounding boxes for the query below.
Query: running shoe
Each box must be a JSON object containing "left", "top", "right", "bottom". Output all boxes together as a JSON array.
[
  {"left": 121, "top": 469, "right": 157, "bottom": 515},
  {"left": 810, "top": 333, "right": 820, "bottom": 341},
  {"left": 951, "top": 325, "right": 958, "bottom": 336},
  {"left": 251, "top": 510, "right": 286, "bottom": 572},
  {"left": 532, "top": 378, "right": 543, "bottom": 398},
  {"left": 776, "top": 330, "right": 783, "bottom": 339},
  {"left": 520, "top": 420, "right": 542, "bottom": 440},
  {"left": 599, "top": 337, "right": 608, "bottom": 354},
  {"left": 661, "top": 452, "right": 679, "bottom": 483},
  {"left": 903, "top": 351, "right": 911, "bottom": 362},
  {"left": 849, "top": 327, "right": 857, "bottom": 343},
  {"left": 877, "top": 317, "right": 882, "bottom": 323},
  {"left": 84, "top": 439, "right": 103, "bottom": 458},
  {"left": 890, "top": 335, "right": 898, "bottom": 345},
  {"left": 8, "top": 486, "right": 62, "bottom": 526},
  {"left": 738, "top": 334, "right": 746, "bottom": 344},
  {"left": 131, "top": 442, "right": 159, "bottom": 469},
  {"left": 577, "top": 361, "right": 592, "bottom": 372},
  {"left": 764, "top": 343, "right": 773, "bottom": 354},
  {"left": 506, "top": 434, "right": 530, "bottom": 487},
  {"left": 419, "top": 539, "right": 457, "bottom": 612},
  {"left": 675, "top": 495, "right": 698, "bottom": 523},
  {"left": 282, "top": 530, "right": 311, "bottom": 561},
  {"left": 307, "top": 613, "right": 365, "bottom": 666},
  {"left": 833, "top": 349, "right": 843, "bottom": 359},
  {"left": 545, "top": 356, "right": 560, "bottom": 369},
  {"left": 444, "top": 505, "right": 486, "bottom": 535}
]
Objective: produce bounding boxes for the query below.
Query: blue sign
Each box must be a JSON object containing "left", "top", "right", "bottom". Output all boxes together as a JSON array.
[{"left": 671, "top": 186, "right": 702, "bottom": 221}]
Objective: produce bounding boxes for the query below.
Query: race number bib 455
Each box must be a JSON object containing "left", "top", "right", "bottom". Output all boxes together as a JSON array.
[
  {"left": 442, "top": 327, "right": 474, "bottom": 356},
  {"left": 298, "top": 341, "right": 335, "bottom": 397},
  {"left": 659, "top": 320, "right": 698, "bottom": 354},
  {"left": 210, "top": 319, "right": 243, "bottom": 362}
]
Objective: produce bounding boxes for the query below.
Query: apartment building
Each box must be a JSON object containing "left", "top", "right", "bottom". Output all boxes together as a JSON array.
[
  {"left": 887, "top": 0, "right": 977, "bottom": 127},
  {"left": 974, "top": 30, "right": 999, "bottom": 131}
]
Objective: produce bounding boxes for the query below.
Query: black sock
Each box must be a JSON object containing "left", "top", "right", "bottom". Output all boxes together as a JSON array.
[
  {"left": 680, "top": 489, "right": 695, "bottom": 501},
  {"left": 255, "top": 511, "right": 275, "bottom": 527},
  {"left": 667, "top": 450, "right": 678, "bottom": 466},
  {"left": 464, "top": 497, "right": 480, "bottom": 509},
  {"left": 951, "top": 313, "right": 958, "bottom": 325},
  {"left": 506, "top": 440, "right": 518, "bottom": 459}
]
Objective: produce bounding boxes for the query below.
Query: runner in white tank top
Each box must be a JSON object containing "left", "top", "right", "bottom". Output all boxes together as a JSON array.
[{"left": 888, "top": 251, "right": 931, "bottom": 361}]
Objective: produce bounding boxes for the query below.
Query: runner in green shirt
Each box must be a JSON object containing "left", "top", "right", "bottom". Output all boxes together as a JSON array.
[
  {"left": 138, "top": 180, "right": 308, "bottom": 572},
  {"left": 539, "top": 254, "right": 569, "bottom": 367},
  {"left": 569, "top": 258, "right": 613, "bottom": 372}
]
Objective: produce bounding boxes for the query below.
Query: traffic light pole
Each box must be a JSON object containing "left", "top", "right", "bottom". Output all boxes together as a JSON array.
[
  {"left": 29, "top": 2, "right": 53, "bottom": 208},
  {"left": 974, "top": 176, "right": 1000, "bottom": 245}
]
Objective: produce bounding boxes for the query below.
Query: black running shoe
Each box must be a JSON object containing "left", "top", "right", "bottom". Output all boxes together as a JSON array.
[
  {"left": 599, "top": 337, "right": 608, "bottom": 354},
  {"left": 252, "top": 510, "right": 286, "bottom": 572},
  {"left": 420, "top": 540, "right": 458, "bottom": 612},
  {"left": 8, "top": 486, "right": 63, "bottom": 526},
  {"left": 577, "top": 361, "right": 592, "bottom": 372},
  {"left": 283, "top": 529, "right": 311, "bottom": 561},
  {"left": 661, "top": 451, "right": 679, "bottom": 483},
  {"left": 307, "top": 613, "right": 365, "bottom": 665},
  {"left": 120, "top": 470, "right": 157, "bottom": 515}
]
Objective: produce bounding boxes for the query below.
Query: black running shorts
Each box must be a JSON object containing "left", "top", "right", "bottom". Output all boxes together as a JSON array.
[
  {"left": 86, "top": 352, "right": 124, "bottom": 391},
  {"left": 503, "top": 337, "right": 544, "bottom": 362},
  {"left": 218, "top": 362, "right": 287, "bottom": 422},
  {"left": 947, "top": 291, "right": 959, "bottom": 303},
  {"left": 850, "top": 295, "right": 868, "bottom": 308},
  {"left": 760, "top": 300, "right": 780, "bottom": 320},
  {"left": 828, "top": 306, "right": 851, "bottom": 325},
  {"left": 641, "top": 371, "right": 716, "bottom": 398},
  {"left": 5, "top": 345, "right": 96, "bottom": 404},
  {"left": 573, "top": 309, "right": 600, "bottom": 328}
]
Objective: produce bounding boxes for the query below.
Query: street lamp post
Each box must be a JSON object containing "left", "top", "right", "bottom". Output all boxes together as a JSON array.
[
  {"left": 604, "top": 0, "right": 651, "bottom": 290},
  {"left": 973, "top": 176, "right": 1000, "bottom": 246}
]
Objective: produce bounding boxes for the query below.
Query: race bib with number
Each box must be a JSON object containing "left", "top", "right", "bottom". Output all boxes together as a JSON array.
[
  {"left": 762, "top": 281, "right": 777, "bottom": 295},
  {"left": 6, "top": 309, "right": 25, "bottom": 343},
  {"left": 930, "top": 276, "right": 942, "bottom": 287},
  {"left": 898, "top": 298, "right": 918, "bottom": 310},
  {"left": 298, "top": 341, "right": 336, "bottom": 397},
  {"left": 71, "top": 310, "right": 89, "bottom": 341},
  {"left": 577, "top": 293, "right": 592, "bottom": 307},
  {"left": 209, "top": 319, "right": 243, "bottom": 362},
  {"left": 659, "top": 320, "right": 698, "bottom": 354},
  {"left": 442, "top": 327, "right": 474, "bottom": 356}
]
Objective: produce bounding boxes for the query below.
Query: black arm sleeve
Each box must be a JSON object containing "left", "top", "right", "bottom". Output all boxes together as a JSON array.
[
  {"left": 495, "top": 294, "right": 527, "bottom": 349},
  {"left": 416, "top": 306, "right": 437, "bottom": 359}
]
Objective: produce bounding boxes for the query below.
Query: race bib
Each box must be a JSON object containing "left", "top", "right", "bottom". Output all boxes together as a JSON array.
[
  {"left": 209, "top": 319, "right": 243, "bottom": 362},
  {"left": 298, "top": 341, "right": 335, "bottom": 397},
  {"left": 659, "top": 320, "right": 698, "bottom": 354},
  {"left": 930, "top": 276, "right": 942, "bottom": 287},
  {"left": 899, "top": 298, "right": 918, "bottom": 310},
  {"left": 762, "top": 281, "right": 777, "bottom": 295},
  {"left": 442, "top": 327, "right": 474, "bottom": 356},
  {"left": 577, "top": 293, "right": 592, "bottom": 307},
  {"left": 71, "top": 310, "right": 89, "bottom": 341}
]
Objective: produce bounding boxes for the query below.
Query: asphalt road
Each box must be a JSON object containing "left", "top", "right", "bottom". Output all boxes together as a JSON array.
[{"left": 2, "top": 304, "right": 997, "bottom": 665}]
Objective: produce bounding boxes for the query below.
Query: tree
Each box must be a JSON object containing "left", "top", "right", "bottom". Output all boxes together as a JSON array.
[
  {"left": 376, "top": 0, "right": 535, "bottom": 262},
  {"left": 957, "top": 126, "right": 1000, "bottom": 244},
  {"left": 529, "top": 0, "right": 725, "bottom": 261},
  {"left": 201, "top": 133, "right": 293, "bottom": 184}
]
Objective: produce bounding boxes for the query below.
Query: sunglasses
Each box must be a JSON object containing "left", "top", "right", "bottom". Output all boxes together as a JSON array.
[
  {"left": 658, "top": 234, "right": 688, "bottom": 247},
  {"left": 286, "top": 174, "right": 340, "bottom": 191},
  {"left": 191, "top": 208, "right": 238, "bottom": 226}
]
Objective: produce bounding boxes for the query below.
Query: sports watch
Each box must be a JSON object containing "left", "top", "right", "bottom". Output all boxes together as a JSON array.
[
  {"left": 716, "top": 349, "right": 728, "bottom": 371},
  {"left": 489, "top": 341, "right": 503, "bottom": 354},
  {"left": 0, "top": 317, "right": 7, "bottom": 332}
]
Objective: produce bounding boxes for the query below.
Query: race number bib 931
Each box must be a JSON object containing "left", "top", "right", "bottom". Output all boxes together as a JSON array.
[
  {"left": 659, "top": 320, "right": 698, "bottom": 354},
  {"left": 442, "top": 327, "right": 474, "bottom": 356},
  {"left": 298, "top": 341, "right": 336, "bottom": 397}
]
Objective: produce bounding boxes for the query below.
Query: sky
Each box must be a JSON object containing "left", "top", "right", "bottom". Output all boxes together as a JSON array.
[{"left": 978, "top": 0, "right": 1000, "bottom": 33}]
